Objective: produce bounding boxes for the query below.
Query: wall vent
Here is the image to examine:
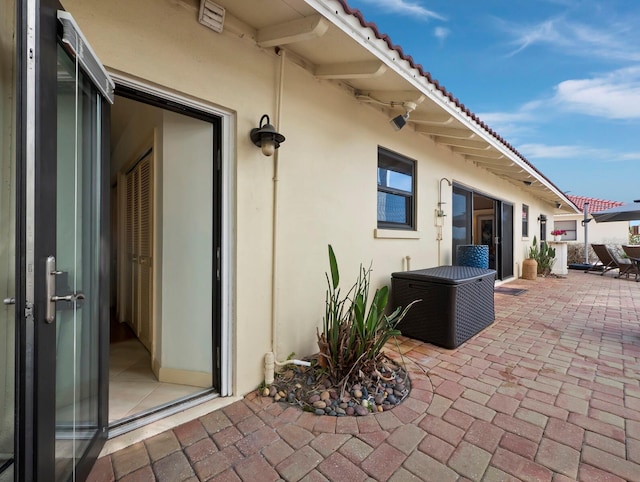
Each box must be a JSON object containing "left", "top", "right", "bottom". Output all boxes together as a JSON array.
[{"left": 199, "top": 0, "right": 225, "bottom": 33}]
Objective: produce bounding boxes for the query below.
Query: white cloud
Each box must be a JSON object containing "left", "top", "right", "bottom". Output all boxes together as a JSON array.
[
  {"left": 434, "top": 27, "right": 450, "bottom": 42},
  {"left": 553, "top": 67, "right": 640, "bottom": 119},
  {"left": 518, "top": 143, "right": 640, "bottom": 162},
  {"left": 477, "top": 100, "right": 544, "bottom": 139},
  {"left": 501, "top": 16, "right": 640, "bottom": 61},
  {"left": 479, "top": 110, "right": 532, "bottom": 126},
  {"left": 479, "top": 67, "right": 640, "bottom": 124},
  {"left": 355, "top": 0, "right": 445, "bottom": 21},
  {"left": 505, "top": 18, "right": 561, "bottom": 57},
  {"left": 616, "top": 151, "right": 640, "bottom": 161},
  {"left": 518, "top": 143, "right": 596, "bottom": 159}
]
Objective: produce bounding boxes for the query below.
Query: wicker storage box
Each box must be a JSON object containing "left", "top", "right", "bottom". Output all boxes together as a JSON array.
[{"left": 391, "top": 266, "right": 496, "bottom": 349}]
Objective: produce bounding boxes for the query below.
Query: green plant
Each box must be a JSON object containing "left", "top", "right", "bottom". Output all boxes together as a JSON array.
[
  {"left": 528, "top": 236, "right": 556, "bottom": 275},
  {"left": 317, "top": 245, "right": 418, "bottom": 385}
]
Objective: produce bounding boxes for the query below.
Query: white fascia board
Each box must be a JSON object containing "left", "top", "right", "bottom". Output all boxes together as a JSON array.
[{"left": 305, "top": 0, "right": 575, "bottom": 210}]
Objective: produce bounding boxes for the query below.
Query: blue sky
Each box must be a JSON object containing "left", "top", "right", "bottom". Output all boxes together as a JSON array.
[{"left": 347, "top": 0, "right": 640, "bottom": 205}]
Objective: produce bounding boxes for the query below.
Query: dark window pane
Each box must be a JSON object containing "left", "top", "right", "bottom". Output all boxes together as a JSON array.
[
  {"left": 452, "top": 189, "right": 471, "bottom": 257},
  {"left": 378, "top": 192, "right": 408, "bottom": 224}
]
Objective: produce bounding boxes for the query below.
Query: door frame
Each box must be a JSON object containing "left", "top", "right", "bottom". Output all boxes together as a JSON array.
[
  {"left": 498, "top": 201, "right": 514, "bottom": 280},
  {"left": 110, "top": 76, "right": 234, "bottom": 398}
]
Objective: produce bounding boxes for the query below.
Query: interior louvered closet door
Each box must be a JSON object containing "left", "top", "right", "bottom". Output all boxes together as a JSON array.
[{"left": 125, "top": 151, "right": 153, "bottom": 351}]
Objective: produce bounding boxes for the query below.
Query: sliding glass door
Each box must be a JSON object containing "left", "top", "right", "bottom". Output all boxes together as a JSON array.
[{"left": 451, "top": 185, "right": 514, "bottom": 280}]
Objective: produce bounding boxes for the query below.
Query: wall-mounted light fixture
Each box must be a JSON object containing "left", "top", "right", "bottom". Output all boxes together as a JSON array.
[
  {"left": 390, "top": 101, "right": 417, "bottom": 131},
  {"left": 250, "top": 114, "right": 285, "bottom": 156}
]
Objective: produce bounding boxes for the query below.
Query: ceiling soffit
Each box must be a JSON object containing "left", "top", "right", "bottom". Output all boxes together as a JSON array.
[{"left": 213, "top": 0, "right": 576, "bottom": 212}]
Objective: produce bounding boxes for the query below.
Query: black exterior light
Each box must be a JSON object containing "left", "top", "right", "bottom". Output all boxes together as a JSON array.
[
  {"left": 390, "top": 112, "right": 409, "bottom": 130},
  {"left": 250, "top": 114, "right": 285, "bottom": 156},
  {"left": 390, "top": 101, "right": 418, "bottom": 131}
]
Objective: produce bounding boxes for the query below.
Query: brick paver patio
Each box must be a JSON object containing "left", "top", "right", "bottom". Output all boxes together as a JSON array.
[{"left": 89, "top": 271, "right": 640, "bottom": 481}]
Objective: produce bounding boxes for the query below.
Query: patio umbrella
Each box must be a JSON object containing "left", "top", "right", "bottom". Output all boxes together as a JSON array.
[{"left": 592, "top": 201, "right": 640, "bottom": 223}]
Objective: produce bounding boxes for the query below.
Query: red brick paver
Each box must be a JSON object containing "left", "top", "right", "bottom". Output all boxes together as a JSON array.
[{"left": 89, "top": 272, "right": 640, "bottom": 481}]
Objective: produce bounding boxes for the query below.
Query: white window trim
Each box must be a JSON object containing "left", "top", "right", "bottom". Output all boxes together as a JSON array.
[{"left": 374, "top": 228, "right": 422, "bottom": 239}]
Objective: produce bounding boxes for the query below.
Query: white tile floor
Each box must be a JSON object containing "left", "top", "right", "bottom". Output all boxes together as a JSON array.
[{"left": 109, "top": 338, "right": 203, "bottom": 422}]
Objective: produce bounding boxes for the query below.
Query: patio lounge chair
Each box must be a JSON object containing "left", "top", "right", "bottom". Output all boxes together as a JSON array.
[
  {"left": 586, "top": 244, "right": 633, "bottom": 278},
  {"left": 622, "top": 245, "right": 640, "bottom": 282}
]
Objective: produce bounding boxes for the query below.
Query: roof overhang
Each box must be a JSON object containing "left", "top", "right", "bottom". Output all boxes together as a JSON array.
[{"left": 211, "top": 0, "right": 579, "bottom": 214}]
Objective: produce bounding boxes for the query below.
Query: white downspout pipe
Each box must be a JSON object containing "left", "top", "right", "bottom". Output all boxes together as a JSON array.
[{"left": 265, "top": 49, "right": 310, "bottom": 386}]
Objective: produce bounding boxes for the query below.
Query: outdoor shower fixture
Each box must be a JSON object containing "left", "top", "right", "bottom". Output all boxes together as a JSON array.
[
  {"left": 437, "top": 177, "right": 452, "bottom": 217},
  {"left": 390, "top": 101, "right": 418, "bottom": 131},
  {"left": 436, "top": 178, "right": 452, "bottom": 266},
  {"left": 250, "top": 114, "right": 285, "bottom": 156}
]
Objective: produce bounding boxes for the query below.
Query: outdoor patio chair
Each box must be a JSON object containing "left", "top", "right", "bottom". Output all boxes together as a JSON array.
[
  {"left": 585, "top": 244, "right": 633, "bottom": 278},
  {"left": 622, "top": 245, "right": 640, "bottom": 282}
]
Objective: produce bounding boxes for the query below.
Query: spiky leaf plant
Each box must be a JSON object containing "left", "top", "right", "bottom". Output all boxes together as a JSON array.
[{"left": 317, "top": 245, "right": 418, "bottom": 386}]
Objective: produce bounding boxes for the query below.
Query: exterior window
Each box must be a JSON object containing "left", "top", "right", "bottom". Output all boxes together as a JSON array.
[
  {"left": 522, "top": 204, "right": 529, "bottom": 237},
  {"left": 377, "top": 147, "right": 415, "bottom": 229},
  {"left": 554, "top": 220, "right": 577, "bottom": 240}
]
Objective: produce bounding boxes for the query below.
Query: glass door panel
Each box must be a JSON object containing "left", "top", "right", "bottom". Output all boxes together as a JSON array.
[
  {"left": 500, "top": 202, "right": 514, "bottom": 279},
  {"left": 53, "top": 43, "right": 103, "bottom": 481},
  {"left": 452, "top": 186, "right": 472, "bottom": 265},
  {"left": 0, "top": 0, "right": 17, "bottom": 479}
]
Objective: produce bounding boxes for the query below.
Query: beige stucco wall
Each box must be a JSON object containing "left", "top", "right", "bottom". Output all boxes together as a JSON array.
[
  {"left": 161, "top": 110, "right": 214, "bottom": 375},
  {"left": 64, "top": 0, "right": 560, "bottom": 396}
]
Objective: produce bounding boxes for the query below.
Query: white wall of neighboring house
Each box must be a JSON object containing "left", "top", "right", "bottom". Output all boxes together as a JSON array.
[
  {"left": 553, "top": 214, "right": 629, "bottom": 246},
  {"left": 63, "top": 0, "right": 567, "bottom": 395}
]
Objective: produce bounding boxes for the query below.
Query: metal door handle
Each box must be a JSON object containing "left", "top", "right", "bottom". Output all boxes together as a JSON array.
[
  {"left": 3, "top": 298, "right": 15, "bottom": 305},
  {"left": 51, "top": 293, "right": 85, "bottom": 302},
  {"left": 46, "top": 256, "right": 57, "bottom": 323},
  {"left": 46, "top": 256, "right": 83, "bottom": 323}
]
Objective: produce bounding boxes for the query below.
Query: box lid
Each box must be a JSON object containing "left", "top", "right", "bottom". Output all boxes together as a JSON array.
[{"left": 391, "top": 265, "right": 496, "bottom": 284}]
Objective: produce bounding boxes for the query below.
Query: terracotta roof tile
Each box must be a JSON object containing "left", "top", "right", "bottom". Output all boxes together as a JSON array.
[{"left": 566, "top": 194, "right": 624, "bottom": 213}]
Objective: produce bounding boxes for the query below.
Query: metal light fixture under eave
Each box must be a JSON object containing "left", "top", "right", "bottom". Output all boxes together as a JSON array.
[
  {"left": 390, "top": 101, "right": 417, "bottom": 131},
  {"left": 250, "top": 114, "right": 285, "bottom": 157}
]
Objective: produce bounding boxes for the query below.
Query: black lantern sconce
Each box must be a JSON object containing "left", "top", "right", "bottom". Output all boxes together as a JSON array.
[{"left": 250, "top": 114, "right": 285, "bottom": 156}]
